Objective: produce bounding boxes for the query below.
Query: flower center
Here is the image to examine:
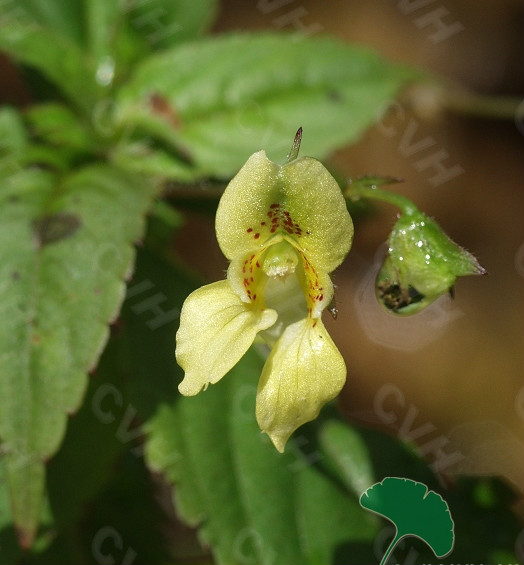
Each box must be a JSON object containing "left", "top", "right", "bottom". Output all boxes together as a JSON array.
[
  {"left": 262, "top": 240, "right": 299, "bottom": 278},
  {"left": 258, "top": 240, "right": 307, "bottom": 346}
]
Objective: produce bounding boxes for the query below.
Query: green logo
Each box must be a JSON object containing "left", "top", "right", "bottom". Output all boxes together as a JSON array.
[{"left": 360, "top": 477, "right": 455, "bottom": 565}]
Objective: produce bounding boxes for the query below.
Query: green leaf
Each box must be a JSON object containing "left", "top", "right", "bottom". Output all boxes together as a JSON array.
[
  {"left": 7, "top": 0, "right": 83, "bottom": 44},
  {"left": 44, "top": 342, "right": 167, "bottom": 564},
  {"left": 0, "top": 0, "right": 150, "bottom": 92},
  {"left": 0, "top": 107, "right": 30, "bottom": 176},
  {"left": 80, "top": 452, "right": 169, "bottom": 565},
  {"left": 0, "top": 164, "right": 158, "bottom": 546},
  {"left": 3, "top": 0, "right": 219, "bottom": 55},
  {"left": 110, "top": 141, "right": 199, "bottom": 182},
  {"left": 118, "top": 33, "right": 418, "bottom": 178},
  {"left": 124, "top": 248, "right": 373, "bottom": 565},
  {"left": 0, "top": 457, "right": 57, "bottom": 562},
  {"left": 0, "top": 17, "right": 99, "bottom": 111},
  {"left": 127, "top": 0, "right": 219, "bottom": 49},
  {"left": 0, "top": 109, "right": 81, "bottom": 174},
  {"left": 124, "top": 249, "right": 519, "bottom": 565},
  {"left": 80, "top": 0, "right": 148, "bottom": 87},
  {"left": 24, "top": 103, "right": 93, "bottom": 152},
  {"left": 0, "top": 460, "right": 22, "bottom": 565},
  {"left": 296, "top": 465, "right": 377, "bottom": 565},
  {"left": 317, "top": 419, "right": 375, "bottom": 498},
  {"left": 0, "top": 107, "right": 28, "bottom": 155},
  {"left": 442, "top": 477, "right": 520, "bottom": 565},
  {"left": 46, "top": 358, "right": 128, "bottom": 528},
  {"left": 360, "top": 477, "right": 454, "bottom": 565},
  {"left": 84, "top": 0, "right": 122, "bottom": 64},
  {"left": 146, "top": 351, "right": 379, "bottom": 565}
]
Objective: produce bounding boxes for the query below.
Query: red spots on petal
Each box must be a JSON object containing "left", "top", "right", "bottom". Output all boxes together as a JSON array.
[
  {"left": 252, "top": 294, "right": 257, "bottom": 300},
  {"left": 256, "top": 261, "right": 260, "bottom": 268},
  {"left": 250, "top": 277, "right": 254, "bottom": 282},
  {"left": 254, "top": 233, "right": 260, "bottom": 239},
  {"left": 318, "top": 294, "right": 324, "bottom": 301},
  {"left": 247, "top": 228, "right": 253, "bottom": 233},
  {"left": 264, "top": 205, "right": 306, "bottom": 239},
  {"left": 261, "top": 221, "right": 266, "bottom": 226}
]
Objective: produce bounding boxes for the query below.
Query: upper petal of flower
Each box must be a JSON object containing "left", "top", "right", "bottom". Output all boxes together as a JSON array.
[
  {"left": 255, "top": 317, "right": 346, "bottom": 452},
  {"left": 215, "top": 150, "right": 353, "bottom": 273},
  {"left": 176, "top": 280, "right": 277, "bottom": 396}
]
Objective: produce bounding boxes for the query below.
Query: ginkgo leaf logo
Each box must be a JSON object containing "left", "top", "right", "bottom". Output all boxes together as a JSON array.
[{"left": 359, "top": 477, "right": 455, "bottom": 565}]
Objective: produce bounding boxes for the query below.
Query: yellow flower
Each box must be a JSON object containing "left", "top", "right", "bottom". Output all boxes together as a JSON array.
[{"left": 176, "top": 142, "right": 353, "bottom": 452}]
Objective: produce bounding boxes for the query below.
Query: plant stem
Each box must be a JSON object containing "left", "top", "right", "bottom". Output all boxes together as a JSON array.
[
  {"left": 345, "top": 183, "right": 418, "bottom": 216},
  {"left": 380, "top": 532, "right": 403, "bottom": 565},
  {"left": 442, "top": 88, "right": 521, "bottom": 120},
  {"left": 407, "top": 82, "right": 521, "bottom": 121}
]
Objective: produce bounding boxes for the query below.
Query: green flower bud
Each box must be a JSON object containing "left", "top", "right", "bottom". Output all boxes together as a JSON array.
[{"left": 376, "top": 210, "right": 486, "bottom": 315}]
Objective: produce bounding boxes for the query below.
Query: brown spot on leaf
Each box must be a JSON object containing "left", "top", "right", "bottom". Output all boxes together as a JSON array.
[
  {"left": 149, "top": 93, "right": 183, "bottom": 129},
  {"left": 32, "top": 212, "right": 81, "bottom": 247}
]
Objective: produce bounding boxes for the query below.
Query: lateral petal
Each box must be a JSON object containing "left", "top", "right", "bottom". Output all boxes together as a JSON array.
[
  {"left": 176, "top": 280, "right": 277, "bottom": 395},
  {"left": 255, "top": 318, "right": 346, "bottom": 452}
]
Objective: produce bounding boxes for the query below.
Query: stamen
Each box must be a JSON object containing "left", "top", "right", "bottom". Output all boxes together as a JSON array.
[{"left": 262, "top": 241, "right": 299, "bottom": 278}]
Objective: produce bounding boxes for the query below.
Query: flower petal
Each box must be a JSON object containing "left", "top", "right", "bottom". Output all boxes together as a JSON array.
[
  {"left": 216, "top": 151, "right": 280, "bottom": 260},
  {"left": 280, "top": 156, "right": 353, "bottom": 273},
  {"left": 255, "top": 318, "right": 346, "bottom": 452},
  {"left": 176, "top": 280, "right": 277, "bottom": 395},
  {"left": 296, "top": 251, "right": 334, "bottom": 319},
  {"left": 216, "top": 150, "right": 353, "bottom": 273},
  {"left": 227, "top": 248, "right": 270, "bottom": 305}
]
